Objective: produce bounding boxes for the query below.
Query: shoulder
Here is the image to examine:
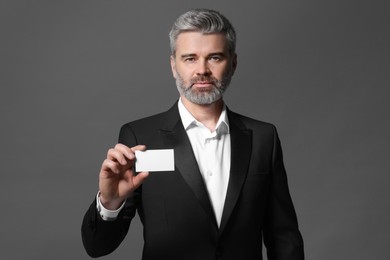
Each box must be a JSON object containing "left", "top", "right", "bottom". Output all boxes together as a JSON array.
[
  {"left": 123, "top": 111, "right": 168, "bottom": 128},
  {"left": 120, "top": 102, "right": 179, "bottom": 132},
  {"left": 228, "top": 109, "right": 277, "bottom": 134}
]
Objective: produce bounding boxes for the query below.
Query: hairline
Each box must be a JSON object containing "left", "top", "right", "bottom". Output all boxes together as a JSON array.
[
  {"left": 171, "top": 30, "right": 232, "bottom": 57},
  {"left": 169, "top": 9, "right": 236, "bottom": 57}
]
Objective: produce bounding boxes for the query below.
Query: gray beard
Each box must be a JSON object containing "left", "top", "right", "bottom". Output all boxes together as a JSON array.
[{"left": 175, "top": 72, "right": 232, "bottom": 105}]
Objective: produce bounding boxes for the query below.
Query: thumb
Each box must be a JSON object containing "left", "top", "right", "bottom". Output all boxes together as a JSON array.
[{"left": 132, "top": 171, "right": 149, "bottom": 189}]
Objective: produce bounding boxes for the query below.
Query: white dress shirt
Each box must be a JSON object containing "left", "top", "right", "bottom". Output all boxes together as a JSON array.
[
  {"left": 178, "top": 99, "right": 231, "bottom": 226},
  {"left": 98, "top": 99, "right": 231, "bottom": 226}
]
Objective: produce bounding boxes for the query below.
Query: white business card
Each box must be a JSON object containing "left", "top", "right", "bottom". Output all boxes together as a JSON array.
[{"left": 135, "top": 149, "right": 175, "bottom": 172}]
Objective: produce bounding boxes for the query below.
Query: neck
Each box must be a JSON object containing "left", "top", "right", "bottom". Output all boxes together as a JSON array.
[{"left": 181, "top": 96, "right": 224, "bottom": 132}]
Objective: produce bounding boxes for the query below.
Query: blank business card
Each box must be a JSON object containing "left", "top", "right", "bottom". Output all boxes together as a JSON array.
[{"left": 135, "top": 149, "right": 175, "bottom": 172}]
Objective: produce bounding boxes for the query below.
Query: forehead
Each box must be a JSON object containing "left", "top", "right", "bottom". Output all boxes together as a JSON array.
[{"left": 175, "top": 32, "right": 228, "bottom": 55}]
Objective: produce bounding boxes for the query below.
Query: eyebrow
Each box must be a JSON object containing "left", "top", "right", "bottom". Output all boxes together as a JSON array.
[
  {"left": 180, "top": 54, "right": 197, "bottom": 59},
  {"left": 180, "top": 52, "right": 226, "bottom": 59},
  {"left": 208, "top": 52, "right": 226, "bottom": 57}
]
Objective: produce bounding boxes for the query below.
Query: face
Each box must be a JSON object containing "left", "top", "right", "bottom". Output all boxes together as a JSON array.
[{"left": 170, "top": 32, "right": 237, "bottom": 105}]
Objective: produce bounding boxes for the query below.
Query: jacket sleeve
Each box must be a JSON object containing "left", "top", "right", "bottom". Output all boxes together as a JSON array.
[
  {"left": 81, "top": 124, "right": 141, "bottom": 257},
  {"left": 263, "top": 126, "right": 305, "bottom": 260}
]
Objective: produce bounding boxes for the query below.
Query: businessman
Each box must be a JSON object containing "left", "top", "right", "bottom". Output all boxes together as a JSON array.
[{"left": 82, "top": 9, "right": 304, "bottom": 260}]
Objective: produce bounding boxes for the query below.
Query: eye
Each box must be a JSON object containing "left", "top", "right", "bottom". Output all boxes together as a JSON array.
[
  {"left": 184, "top": 57, "right": 196, "bottom": 63},
  {"left": 209, "top": 55, "right": 223, "bottom": 62}
]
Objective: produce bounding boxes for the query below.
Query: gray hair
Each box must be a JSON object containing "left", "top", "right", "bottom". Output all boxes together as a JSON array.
[{"left": 169, "top": 9, "right": 236, "bottom": 56}]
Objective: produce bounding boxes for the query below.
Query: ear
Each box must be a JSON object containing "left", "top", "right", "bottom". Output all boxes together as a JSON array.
[
  {"left": 170, "top": 55, "right": 177, "bottom": 79},
  {"left": 231, "top": 53, "right": 238, "bottom": 75}
]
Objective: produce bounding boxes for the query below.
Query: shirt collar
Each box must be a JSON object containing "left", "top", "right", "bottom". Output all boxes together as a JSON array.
[{"left": 178, "top": 98, "right": 230, "bottom": 134}]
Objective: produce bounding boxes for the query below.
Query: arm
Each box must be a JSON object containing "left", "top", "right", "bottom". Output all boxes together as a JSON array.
[
  {"left": 263, "top": 126, "right": 304, "bottom": 260},
  {"left": 81, "top": 125, "right": 149, "bottom": 257},
  {"left": 81, "top": 193, "right": 139, "bottom": 257}
]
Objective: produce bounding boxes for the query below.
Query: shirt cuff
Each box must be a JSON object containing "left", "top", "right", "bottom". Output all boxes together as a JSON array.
[{"left": 96, "top": 191, "right": 125, "bottom": 221}]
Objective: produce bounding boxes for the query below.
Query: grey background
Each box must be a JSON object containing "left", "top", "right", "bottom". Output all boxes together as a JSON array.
[{"left": 1, "top": 0, "right": 389, "bottom": 259}]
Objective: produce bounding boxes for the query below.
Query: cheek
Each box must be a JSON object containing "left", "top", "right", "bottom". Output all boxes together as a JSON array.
[
  {"left": 176, "top": 66, "right": 193, "bottom": 80},
  {"left": 214, "top": 69, "right": 228, "bottom": 80},
  {"left": 211, "top": 63, "right": 230, "bottom": 78}
]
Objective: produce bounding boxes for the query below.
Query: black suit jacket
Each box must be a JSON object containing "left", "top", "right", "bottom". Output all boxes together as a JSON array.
[{"left": 82, "top": 102, "right": 304, "bottom": 260}]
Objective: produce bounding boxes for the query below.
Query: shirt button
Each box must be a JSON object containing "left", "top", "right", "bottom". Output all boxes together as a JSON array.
[{"left": 207, "top": 171, "right": 213, "bottom": 176}]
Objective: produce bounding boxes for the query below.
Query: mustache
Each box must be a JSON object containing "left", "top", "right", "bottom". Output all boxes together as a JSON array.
[{"left": 190, "top": 76, "right": 219, "bottom": 85}]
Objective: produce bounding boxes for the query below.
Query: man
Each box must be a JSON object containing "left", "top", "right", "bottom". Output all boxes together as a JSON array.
[{"left": 82, "top": 9, "right": 304, "bottom": 260}]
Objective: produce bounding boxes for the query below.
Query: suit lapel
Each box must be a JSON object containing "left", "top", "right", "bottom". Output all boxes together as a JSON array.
[
  {"left": 219, "top": 111, "right": 252, "bottom": 234},
  {"left": 158, "top": 104, "right": 253, "bottom": 232},
  {"left": 159, "top": 103, "right": 218, "bottom": 228}
]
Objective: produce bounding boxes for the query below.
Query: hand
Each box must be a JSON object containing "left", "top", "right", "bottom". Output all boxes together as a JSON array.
[{"left": 98, "top": 144, "right": 149, "bottom": 210}]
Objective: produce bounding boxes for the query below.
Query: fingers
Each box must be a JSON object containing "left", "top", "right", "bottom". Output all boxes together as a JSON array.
[
  {"left": 107, "top": 148, "right": 128, "bottom": 166},
  {"left": 103, "top": 144, "right": 147, "bottom": 174},
  {"left": 101, "top": 158, "right": 121, "bottom": 174},
  {"left": 108, "top": 144, "right": 133, "bottom": 164},
  {"left": 130, "top": 144, "right": 147, "bottom": 152},
  {"left": 109, "top": 144, "right": 146, "bottom": 162},
  {"left": 106, "top": 144, "right": 146, "bottom": 164},
  {"left": 99, "top": 144, "right": 149, "bottom": 203}
]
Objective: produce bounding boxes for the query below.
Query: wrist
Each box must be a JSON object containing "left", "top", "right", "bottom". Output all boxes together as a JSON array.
[
  {"left": 99, "top": 193, "right": 125, "bottom": 210},
  {"left": 96, "top": 192, "right": 126, "bottom": 221}
]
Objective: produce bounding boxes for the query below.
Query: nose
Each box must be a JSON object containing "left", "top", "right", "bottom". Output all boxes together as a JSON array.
[{"left": 196, "top": 59, "right": 211, "bottom": 76}]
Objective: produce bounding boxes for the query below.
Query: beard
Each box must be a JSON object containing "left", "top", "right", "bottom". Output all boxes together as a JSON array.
[{"left": 175, "top": 70, "right": 233, "bottom": 105}]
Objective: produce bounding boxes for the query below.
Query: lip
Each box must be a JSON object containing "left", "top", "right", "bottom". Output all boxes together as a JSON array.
[{"left": 193, "top": 82, "right": 213, "bottom": 87}]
